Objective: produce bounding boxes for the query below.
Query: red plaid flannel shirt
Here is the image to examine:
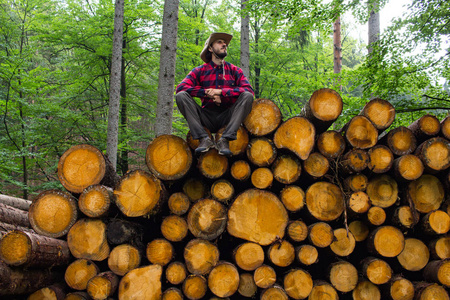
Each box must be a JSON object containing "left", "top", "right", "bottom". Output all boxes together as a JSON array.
[{"left": 176, "top": 61, "right": 254, "bottom": 109}]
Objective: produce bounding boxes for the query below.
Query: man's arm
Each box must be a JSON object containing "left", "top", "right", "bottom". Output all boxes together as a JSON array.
[
  {"left": 176, "top": 67, "right": 206, "bottom": 98},
  {"left": 221, "top": 66, "right": 255, "bottom": 98}
]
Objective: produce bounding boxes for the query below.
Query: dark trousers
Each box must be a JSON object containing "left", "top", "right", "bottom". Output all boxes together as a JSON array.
[{"left": 175, "top": 91, "right": 253, "bottom": 140}]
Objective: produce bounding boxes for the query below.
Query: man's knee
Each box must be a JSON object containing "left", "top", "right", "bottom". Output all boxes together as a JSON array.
[
  {"left": 240, "top": 91, "right": 254, "bottom": 110},
  {"left": 175, "top": 91, "right": 190, "bottom": 106}
]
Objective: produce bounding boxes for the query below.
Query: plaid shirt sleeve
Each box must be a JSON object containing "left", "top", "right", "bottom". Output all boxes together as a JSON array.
[
  {"left": 221, "top": 64, "right": 255, "bottom": 98},
  {"left": 175, "top": 65, "right": 206, "bottom": 98}
]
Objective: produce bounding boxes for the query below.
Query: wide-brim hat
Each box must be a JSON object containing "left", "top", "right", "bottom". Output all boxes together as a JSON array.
[{"left": 200, "top": 32, "right": 233, "bottom": 63}]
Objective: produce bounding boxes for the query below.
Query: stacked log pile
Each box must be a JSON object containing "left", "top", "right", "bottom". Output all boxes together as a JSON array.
[{"left": 1, "top": 88, "right": 450, "bottom": 299}]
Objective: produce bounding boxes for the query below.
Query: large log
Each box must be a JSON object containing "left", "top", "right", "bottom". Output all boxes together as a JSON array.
[
  {"left": 244, "top": 98, "right": 282, "bottom": 136},
  {"left": 57, "top": 144, "right": 119, "bottom": 194},
  {"left": 0, "top": 202, "right": 30, "bottom": 228},
  {"left": 305, "top": 181, "right": 345, "bottom": 222},
  {"left": 67, "top": 218, "right": 110, "bottom": 261},
  {"left": 0, "top": 230, "right": 70, "bottom": 268},
  {"left": 118, "top": 264, "right": 162, "bottom": 300},
  {"left": 273, "top": 116, "right": 316, "bottom": 160}
]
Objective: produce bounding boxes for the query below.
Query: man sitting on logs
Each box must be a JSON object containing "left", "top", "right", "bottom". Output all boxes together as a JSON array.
[{"left": 175, "top": 32, "right": 254, "bottom": 156}]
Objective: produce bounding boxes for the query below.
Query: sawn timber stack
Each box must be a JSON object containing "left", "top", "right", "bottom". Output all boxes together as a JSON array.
[{"left": 1, "top": 88, "right": 450, "bottom": 299}]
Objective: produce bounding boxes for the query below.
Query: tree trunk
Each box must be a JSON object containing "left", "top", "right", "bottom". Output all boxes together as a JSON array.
[
  {"left": 155, "top": 0, "right": 179, "bottom": 136},
  {"left": 106, "top": 0, "right": 125, "bottom": 170},
  {"left": 240, "top": 0, "right": 250, "bottom": 78},
  {"left": 368, "top": 0, "right": 380, "bottom": 54}
]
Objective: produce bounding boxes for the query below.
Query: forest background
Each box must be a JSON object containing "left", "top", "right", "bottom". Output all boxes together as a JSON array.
[{"left": 1, "top": 0, "right": 449, "bottom": 199}]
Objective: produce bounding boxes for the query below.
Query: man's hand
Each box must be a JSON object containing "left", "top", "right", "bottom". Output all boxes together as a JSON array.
[
  {"left": 212, "top": 95, "right": 221, "bottom": 106},
  {"left": 205, "top": 88, "right": 222, "bottom": 98}
]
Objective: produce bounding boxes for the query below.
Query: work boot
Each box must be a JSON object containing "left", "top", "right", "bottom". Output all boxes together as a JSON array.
[
  {"left": 195, "top": 137, "right": 214, "bottom": 154},
  {"left": 216, "top": 138, "right": 232, "bottom": 157}
]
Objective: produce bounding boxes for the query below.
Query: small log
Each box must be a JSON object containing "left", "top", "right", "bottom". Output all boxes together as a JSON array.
[
  {"left": 251, "top": 167, "right": 273, "bottom": 189},
  {"left": 429, "top": 236, "right": 450, "bottom": 260},
  {"left": 415, "top": 137, "right": 450, "bottom": 173},
  {"left": 366, "top": 174, "right": 398, "bottom": 208},
  {"left": 421, "top": 210, "right": 450, "bottom": 235},
  {"left": 280, "top": 185, "right": 305, "bottom": 213},
  {"left": 317, "top": 130, "right": 346, "bottom": 161},
  {"left": 408, "top": 114, "right": 441, "bottom": 143},
  {"left": 0, "top": 202, "right": 30, "bottom": 228},
  {"left": 361, "top": 257, "right": 392, "bottom": 285},
  {"left": 197, "top": 149, "right": 228, "bottom": 179},
  {"left": 208, "top": 262, "right": 240, "bottom": 298},
  {"left": 0, "top": 194, "right": 31, "bottom": 211},
  {"left": 340, "top": 148, "right": 369, "bottom": 175},
  {"left": 360, "top": 98, "right": 395, "bottom": 132},
  {"left": 268, "top": 239, "right": 295, "bottom": 267},
  {"left": 168, "top": 192, "right": 190, "bottom": 215},
  {"left": 296, "top": 244, "right": 319, "bottom": 266},
  {"left": 182, "top": 274, "right": 207, "bottom": 300},
  {"left": 368, "top": 145, "right": 393, "bottom": 173},
  {"left": 57, "top": 144, "right": 118, "bottom": 194},
  {"left": 161, "top": 215, "right": 188, "bottom": 242},
  {"left": 28, "top": 283, "right": 66, "bottom": 300},
  {"left": 108, "top": 244, "right": 141, "bottom": 276},
  {"left": 348, "top": 220, "right": 369, "bottom": 242},
  {"left": 118, "top": 264, "right": 162, "bottom": 300},
  {"left": 272, "top": 154, "right": 302, "bottom": 184},
  {"left": 0, "top": 230, "right": 70, "bottom": 268},
  {"left": 344, "top": 173, "right": 368, "bottom": 192},
  {"left": 65, "top": 259, "right": 99, "bottom": 290},
  {"left": 407, "top": 174, "right": 444, "bottom": 213},
  {"left": 106, "top": 218, "right": 144, "bottom": 246},
  {"left": 308, "top": 222, "right": 334, "bottom": 248},
  {"left": 392, "top": 154, "right": 424, "bottom": 182},
  {"left": 230, "top": 160, "right": 251, "bottom": 181},
  {"left": 342, "top": 115, "right": 378, "bottom": 149},
  {"left": 381, "top": 126, "right": 417, "bottom": 155},
  {"left": 283, "top": 269, "right": 313, "bottom": 299},
  {"left": 305, "top": 181, "right": 345, "bottom": 222},
  {"left": 397, "top": 238, "right": 429, "bottom": 272},
  {"left": 352, "top": 280, "right": 381, "bottom": 300},
  {"left": 329, "top": 261, "right": 358, "bottom": 293},
  {"left": 253, "top": 264, "right": 276, "bottom": 289},
  {"left": 210, "top": 179, "right": 234, "bottom": 203},
  {"left": 233, "top": 242, "right": 264, "bottom": 271},
  {"left": 260, "top": 285, "right": 289, "bottom": 300},
  {"left": 184, "top": 239, "right": 219, "bottom": 275},
  {"left": 28, "top": 189, "right": 78, "bottom": 238},
  {"left": 367, "top": 206, "right": 386, "bottom": 226},
  {"left": 113, "top": 170, "right": 166, "bottom": 217},
  {"left": 300, "top": 88, "right": 343, "bottom": 134},
  {"left": 441, "top": 115, "right": 450, "bottom": 140},
  {"left": 227, "top": 189, "right": 288, "bottom": 246},
  {"left": 162, "top": 287, "right": 183, "bottom": 300},
  {"left": 423, "top": 259, "right": 450, "bottom": 287},
  {"left": 246, "top": 137, "right": 277, "bottom": 167},
  {"left": 303, "top": 152, "right": 329, "bottom": 179},
  {"left": 0, "top": 260, "right": 61, "bottom": 296},
  {"left": 286, "top": 220, "right": 308, "bottom": 242},
  {"left": 0, "top": 221, "right": 34, "bottom": 233},
  {"left": 165, "top": 261, "right": 187, "bottom": 285},
  {"left": 308, "top": 281, "right": 338, "bottom": 300},
  {"left": 414, "top": 282, "right": 449, "bottom": 300},
  {"left": 182, "top": 178, "right": 207, "bottom": 202},
  {"left": 216, "top": 125, "right": 249, "bottom": 156},
  {"left": 187, "top": 198, "right": 227, "bottom": 240},
  {"left": 146, "top": 238, "right": 174, "bottom": 266},
  {"left": 146, "top": 134, "right": 193, "bottom": 181},
  {"left": 368, "top": 226, "right": 405, "bottom": 258},
  {"left": 238, "top": 273, "right": 257, "bottom": 298},
  {"left": 348, "top": 191, "right": 371, "bottom": 214},
  {"left": 387, "top": 276, "right": 414, "bottom": 300},
  {"left": 244, "top": 98, "right": 282, "bottom": 136},
  {"left": 330, "top": 228, "right": 356, "bottom": 257},
  {"left": 86, "top": 271, "right": 119, "bottom": 300},
  {"left": 273, "top": 116, "right": 315, "bottom": 160},
  {"left": 67, "top": 218, "right": 110, "bottom": 261},
  {"left": 78, "top": 184, "right": 113, "bottom": 218}
]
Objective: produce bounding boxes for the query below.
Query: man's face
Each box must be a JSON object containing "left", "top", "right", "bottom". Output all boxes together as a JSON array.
[{"left": 209, "top": 39, "right": 228, "bottom": 59}]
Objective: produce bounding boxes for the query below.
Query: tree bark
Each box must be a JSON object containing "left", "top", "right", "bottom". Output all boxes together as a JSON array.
[{"left": 155, "top": 0, "right": 179, "bottom": 136}]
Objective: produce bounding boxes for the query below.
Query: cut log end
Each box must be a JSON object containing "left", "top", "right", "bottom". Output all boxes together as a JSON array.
[
  {"left": 274, "top": 116, "right": 315, "bottom": 160},
  {"left": 244, "top": 98, "right": 282, "bottom": 136}
]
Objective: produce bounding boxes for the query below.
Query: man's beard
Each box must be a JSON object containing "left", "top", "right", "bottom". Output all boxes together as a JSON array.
[{"left": 213, "top": 48, "right": 227, "bottom": 59}]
